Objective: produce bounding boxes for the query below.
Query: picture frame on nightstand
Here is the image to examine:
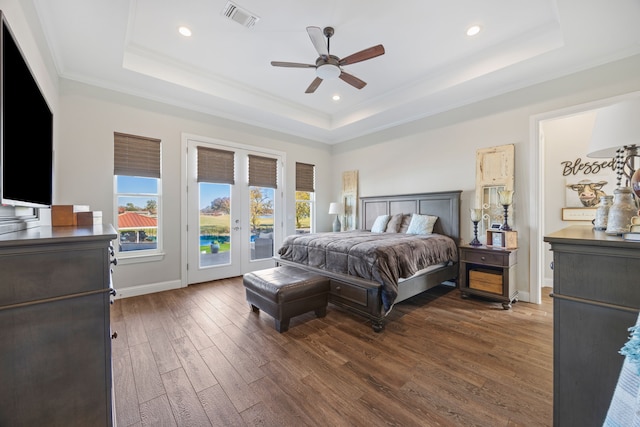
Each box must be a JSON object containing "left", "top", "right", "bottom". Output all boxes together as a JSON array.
[{"left": 486, "top": 229, "right": 517, "bottom": 249}]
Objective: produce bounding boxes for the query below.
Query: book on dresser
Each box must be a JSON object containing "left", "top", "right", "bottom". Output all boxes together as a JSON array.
[{"left": 622, "top": 231, "right": 640, "bottom": 241}]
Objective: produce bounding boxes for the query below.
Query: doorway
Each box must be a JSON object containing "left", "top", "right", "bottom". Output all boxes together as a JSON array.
[
  {"left": 532, "top": 92, "right": 640, "bottom": 301},
  {"left": 182, "top": 134, "right": 284, "bottom": 285}
]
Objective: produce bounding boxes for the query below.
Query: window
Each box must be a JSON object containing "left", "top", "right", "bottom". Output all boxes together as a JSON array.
[
  {"left": 114, "top": 132, "right": 161, "bottom": 255},
  {"left": 248, "top": 155, "right": 277, "bottom": 260},
  {"left": 295, "top": 162, "right": 315, "bottom": 234}
]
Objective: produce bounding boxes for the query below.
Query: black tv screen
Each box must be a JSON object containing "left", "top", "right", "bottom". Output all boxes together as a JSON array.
[{"left": 1, "top": 11, "right": 53, "bottom": 208}]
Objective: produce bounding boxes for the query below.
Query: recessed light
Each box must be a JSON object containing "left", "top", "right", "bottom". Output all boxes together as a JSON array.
[
  {"left": 332, "top": 94, "right": 341, "bottom": 101},
  {"left": 466, "top": 25, "right": 481, "bottom": 37},
  {"left": 178, "top": 26, "right": 192, "bottom": 37}
]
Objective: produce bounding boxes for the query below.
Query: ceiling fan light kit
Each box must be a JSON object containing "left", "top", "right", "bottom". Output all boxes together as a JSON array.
[
  {"left": 316, "top": 61, "right": 340, "bottom": 80},
  {"left": 271, "top": 26, "right": 385, "bottom": 93}
]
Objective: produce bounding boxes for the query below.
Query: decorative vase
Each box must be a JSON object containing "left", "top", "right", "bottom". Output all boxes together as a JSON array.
[
  {"left": 605, "top": 186, "right": 638, "bottom": 235},
  {"left": 593, "top": 195, "right": 613, "bottom": 231}
]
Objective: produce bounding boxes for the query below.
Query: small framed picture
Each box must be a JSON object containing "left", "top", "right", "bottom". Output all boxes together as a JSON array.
[
  {"left": 490, "top": 223, "right": 501, "bottom": 229},
  {"left": 492, "top": 232, "right": 504, "bottom": 247}
]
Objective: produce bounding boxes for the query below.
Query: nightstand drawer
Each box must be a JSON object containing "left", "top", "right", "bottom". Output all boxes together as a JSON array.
[{"left": 462, "top": 250, "right": 506, "bottom": 267}]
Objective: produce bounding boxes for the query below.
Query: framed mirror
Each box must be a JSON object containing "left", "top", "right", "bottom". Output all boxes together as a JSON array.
[{"left": 475, "top": 144, "right": 515, "bottom": 240}]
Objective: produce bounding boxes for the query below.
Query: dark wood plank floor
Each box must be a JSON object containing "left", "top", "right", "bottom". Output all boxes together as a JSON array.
[{"left": 111, "top": 278, "right": 553, "bottom": 427}]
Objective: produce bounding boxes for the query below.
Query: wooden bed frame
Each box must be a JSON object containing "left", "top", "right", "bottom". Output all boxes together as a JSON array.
[{"left": 276, "top": 190, "right": 461, "bottom": 332}]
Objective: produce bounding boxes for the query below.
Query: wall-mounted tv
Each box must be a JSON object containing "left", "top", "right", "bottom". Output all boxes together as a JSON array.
[{"left": 0, "top": 10, "right": 53, "bottom": 208}]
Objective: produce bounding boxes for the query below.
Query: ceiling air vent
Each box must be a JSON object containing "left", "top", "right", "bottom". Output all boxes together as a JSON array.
[{"left": 221, "top": 1, "right": 260, "bottom": 28}]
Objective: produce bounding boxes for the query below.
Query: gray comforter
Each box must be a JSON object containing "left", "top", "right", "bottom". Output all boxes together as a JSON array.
[{"left": 277, "top": 230, "right": 458, "bottom": 313}]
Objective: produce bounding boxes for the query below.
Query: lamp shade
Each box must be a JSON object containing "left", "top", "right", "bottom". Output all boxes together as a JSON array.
[
  {"left": 498, "top": 190, "right": 514, "bottom": 206},
  {"left": 587, "top": 98, "right": 640, "bottom": 158},
  {"left": 328, "top": 202, "right": 343, "bottom": 215},
  {"left": 470, "top": 208, "right": 482, "bottom": 222}
]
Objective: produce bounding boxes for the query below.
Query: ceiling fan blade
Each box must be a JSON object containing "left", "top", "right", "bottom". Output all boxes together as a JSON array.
[
  {"left": 305, "top": 77, "right": 323, "bottom": 93},
  {"left": 339, "top": 71, "right": 366, "bottom": 90},
  {"left": 271, "top": 61, "right": 315, "bottom": 68},
  {"left": 339, "top": 44, "right": 385, "bottom": 66},
  {"left": 306, "top": 26, "right": 328, "bottom": 58}
]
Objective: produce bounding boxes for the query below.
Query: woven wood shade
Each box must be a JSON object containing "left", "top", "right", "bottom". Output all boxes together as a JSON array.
[
  {"left": 197, "top": 146, "right": 235, "bottom": 184},
  {"left": 114, "top": 132, "right": 161, "bottom": 178},
  {"left": 296, "top": 162, "right": 315, "bottom": 192},
  {"left": 248, "top": 155, "right": 277, "bottom": 188}
]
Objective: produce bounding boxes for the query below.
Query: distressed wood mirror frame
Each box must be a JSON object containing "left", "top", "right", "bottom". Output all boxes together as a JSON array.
[
  {"left": 475, "top": 144, "right": 515, "bottom": 241},
  {"left": 342, "top": 170, "right": 358, "bottom": 231}
]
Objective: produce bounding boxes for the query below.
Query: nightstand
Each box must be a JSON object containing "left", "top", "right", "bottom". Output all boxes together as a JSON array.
[{"left": 458, "top": 244, "right": 518, "bottom": 309}]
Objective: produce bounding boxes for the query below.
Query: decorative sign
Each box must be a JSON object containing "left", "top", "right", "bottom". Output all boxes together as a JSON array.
[
  {"left": 560, "top": 157, "right": 615, "bottom": 176},
  {"left": 562, "top": 207, "right": 597, "bottom": 221}
]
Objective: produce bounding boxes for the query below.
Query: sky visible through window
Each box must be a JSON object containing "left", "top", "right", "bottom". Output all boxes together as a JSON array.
[
  {"left": 116, "top": 176, "right": 158, "bottom": 208},
  {"left": 118, "top": 177, "right": 273, "bottom": 211}
]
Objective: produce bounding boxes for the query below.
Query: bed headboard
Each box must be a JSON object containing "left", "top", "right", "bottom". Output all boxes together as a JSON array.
[{"left": 360, "top": 190, "right": 461, "bottom": 242}]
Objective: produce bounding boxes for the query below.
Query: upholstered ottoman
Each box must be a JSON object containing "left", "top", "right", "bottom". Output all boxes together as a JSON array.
[{"left": 243, "top": 266, "right": 330, "bottom": 332}]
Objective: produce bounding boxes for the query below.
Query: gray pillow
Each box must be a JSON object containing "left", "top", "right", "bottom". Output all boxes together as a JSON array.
[
  {"left": 398, "top": 214, "right": 412, "bottom": 233},
  {"left": 385, "top": 213, "right": 404, "bottom": 232}
]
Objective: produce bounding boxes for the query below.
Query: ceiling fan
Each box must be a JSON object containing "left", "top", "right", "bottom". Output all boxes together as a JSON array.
[{"left": 270, "top": 26, "right": 385, "bottom": 94}]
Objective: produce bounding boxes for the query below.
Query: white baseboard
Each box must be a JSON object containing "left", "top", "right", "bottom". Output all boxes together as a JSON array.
[
  {"left": 113, "top": 279, "right": 183, "bottom": 299},
  {"left": 517, "top": 290, "right": 530, "bottom": 303},
  {"left": 544, "top": 277, "right": 554, "bottom": 288}
]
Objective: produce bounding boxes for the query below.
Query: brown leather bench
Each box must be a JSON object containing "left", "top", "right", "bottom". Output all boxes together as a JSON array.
[{"left": 243, "top": 266, "right": 330, "bottom": 332}]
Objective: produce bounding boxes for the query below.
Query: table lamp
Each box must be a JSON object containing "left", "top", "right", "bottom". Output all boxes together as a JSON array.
[
  {"left": 329, "top": 202, "right": 343, "bottom": 232},
  {"left": 469, "top": 208, "right": 482, "bottom": 246},
  {"left": 587, "top": 98, "right": 640, "bottom": 233},
  {"left": 498, "top": 190, "right": 514, "bottom": 231},
  {"left": 587, "top": 98, "right": 640, "bottom": 192}
]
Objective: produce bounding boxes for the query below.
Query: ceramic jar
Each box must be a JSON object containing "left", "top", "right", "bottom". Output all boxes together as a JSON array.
[
  {"left": 606, "top": 186, "right": 638, "bottom": 235},
  {"left": 593, "top": 195, "right": 613, "bottom": 231}
]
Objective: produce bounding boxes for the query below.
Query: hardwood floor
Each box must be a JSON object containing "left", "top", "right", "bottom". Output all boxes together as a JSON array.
[{"left": 111, "top": 278, "right": 553, "bottom": 427}]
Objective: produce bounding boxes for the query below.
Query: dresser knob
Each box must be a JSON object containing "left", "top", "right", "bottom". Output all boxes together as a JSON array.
[
  {"left": 111, "top": 331, "right": 118, "bottom": 339},
  {"left": 481, "top": 256, "right": 486, "bottom": 261},
  {"left": 335, "top": 286, "right": 341, "bottom": 291}
]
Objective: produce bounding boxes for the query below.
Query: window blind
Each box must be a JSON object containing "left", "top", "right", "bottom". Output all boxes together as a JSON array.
[
  {"left": 248, "top": 155, "right": 277, "bottom": 188},
  {"left": 296, "top": 162, "right": 315, "bottom": 192},
  {"left": 197, "top": 146, "right": 235, "bottom": 184},
  {"left": 114, "top": 132, "right": 161, "bottom": 178}
]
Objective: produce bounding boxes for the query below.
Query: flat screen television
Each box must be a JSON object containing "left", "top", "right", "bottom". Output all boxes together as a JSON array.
[{"left": 0, "top": 10, "right": 53, "bottom": 209}]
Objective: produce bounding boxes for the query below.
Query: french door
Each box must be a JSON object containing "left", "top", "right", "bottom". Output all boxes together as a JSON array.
[{"left": 184, "top": 135, "right": 283, "bottom": 285}]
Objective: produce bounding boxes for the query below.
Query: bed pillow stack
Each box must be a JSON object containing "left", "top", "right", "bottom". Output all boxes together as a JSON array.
[{"left": 374, "top": 213, "right": 438, "bottom": 234}]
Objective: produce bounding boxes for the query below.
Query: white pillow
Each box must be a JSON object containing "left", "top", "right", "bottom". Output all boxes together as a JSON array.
[
  {"left": 370, "top": 214, "right": 391, "bottom": 233},
  {"left": 406, "top": 214, "right": 438, "bottom": 235}
]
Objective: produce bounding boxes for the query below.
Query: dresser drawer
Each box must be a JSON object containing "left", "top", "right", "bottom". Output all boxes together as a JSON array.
[
  {"left": 0, "top": 247, "right": 107, "bottom": 306},
  {"left": 329, "top": 280, "right": 369, "bottom": 307}
]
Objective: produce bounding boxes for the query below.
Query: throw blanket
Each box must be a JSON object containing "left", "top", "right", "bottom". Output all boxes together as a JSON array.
[{"left": 277, "top": 230, "right": 458, "bottom": 314}]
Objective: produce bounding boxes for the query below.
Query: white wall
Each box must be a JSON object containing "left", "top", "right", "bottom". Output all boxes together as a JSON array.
[{"left": 57, "top": 80, "right": 332, "bottom": 293}]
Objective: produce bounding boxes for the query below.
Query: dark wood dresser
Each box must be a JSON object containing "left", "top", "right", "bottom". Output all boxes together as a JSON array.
[
  {"left": 544, "top": 225, "right": 640, "bottom": 427},
  {"left": 0, "top": 225, "right": 117, "bottom": 427}
]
